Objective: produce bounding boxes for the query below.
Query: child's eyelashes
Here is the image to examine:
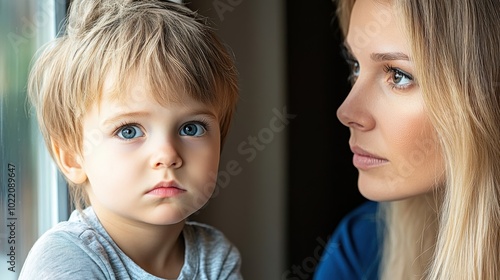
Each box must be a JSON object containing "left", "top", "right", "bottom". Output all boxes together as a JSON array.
[
  {"left": 112, "top": 119, "right": 211, "bottom": 141},
  {"left": 179, "top": 121, "right": 209, "bottom": 137},
  {"left": 114, "top": 123, "right": 145, "bottom": 140}
]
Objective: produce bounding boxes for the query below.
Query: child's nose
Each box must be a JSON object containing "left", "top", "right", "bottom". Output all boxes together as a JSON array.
[{"left": 150, "top": 141, "right": 183, "bottom": 169}]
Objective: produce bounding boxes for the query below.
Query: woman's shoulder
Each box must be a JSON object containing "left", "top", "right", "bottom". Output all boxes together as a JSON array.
[
  {"left": 313, "top": 201, "right": 381, "bottom": 280},
  {"left": 340, "top": 200, "right": 378, "bottom": 229},
  {"left": 346, "top": 200, "right": 378, "bottom": 216},
  {"left": 333, "top": 200, "right": 380, "bottom": 253}
]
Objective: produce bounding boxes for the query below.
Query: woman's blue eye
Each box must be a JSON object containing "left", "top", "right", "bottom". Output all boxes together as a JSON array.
[
  {"left": 347, "top": 60, "right": 360, "bottom": 84},
  {"left": 117, "top": 125, "right": 144, "bottom": 140},
  {"left": 350, "top": 61, "right": 360, "bottom": 77},
  {"left": 180, "top": 123, "right": 206, "bottom": 137},
  {"left": 340, "top": 46, "right": 360, "bottom": 84}
]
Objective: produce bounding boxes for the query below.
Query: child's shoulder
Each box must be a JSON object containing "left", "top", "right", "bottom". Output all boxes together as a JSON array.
[
  {"left": 19, "top": 210, "right": 113, "bottom": 279},
  {"left": 181, "top": 221, "right": 242, "bottom": 279},
  {"left": 184, "top": 220, "right": 225, "bottom": 235},
  {"left": 32, "top": 209, "right": 99, "bottom": 249},
  {"left": 183, "top": 220, "right": 235, "bottom": 250}
]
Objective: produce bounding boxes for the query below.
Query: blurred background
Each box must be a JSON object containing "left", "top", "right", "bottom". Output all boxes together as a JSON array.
[{"left": 0, "top": 0, "right": 366, "bottom": 279}]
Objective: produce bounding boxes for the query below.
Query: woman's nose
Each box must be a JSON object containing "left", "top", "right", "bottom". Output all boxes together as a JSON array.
[{"left": 336, "top": 82, "right": 375, "bottom": 131}]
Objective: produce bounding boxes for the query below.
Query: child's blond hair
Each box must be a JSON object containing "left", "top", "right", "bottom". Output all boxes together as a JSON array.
[{"left": 28, "top": 0, "right": 239, "bottom": 210}]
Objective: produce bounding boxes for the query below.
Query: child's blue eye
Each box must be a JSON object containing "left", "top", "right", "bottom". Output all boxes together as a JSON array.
[
  {"left": 117, "top": 125, "right": 144, "bottom": 139},
  {"left": 179, "top": 123, "right": 206, "bottom": 137}
]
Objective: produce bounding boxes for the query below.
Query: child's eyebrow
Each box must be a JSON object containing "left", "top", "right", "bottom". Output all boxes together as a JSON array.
[
  {"left": 100, "top": 110, "right": 218, "bottom": 127},
  {"left": 101, "top": 112, "right": 151, "bottom": 127},
  {"left": 177, "top": 108, "right": 219, "bottom": 121}
]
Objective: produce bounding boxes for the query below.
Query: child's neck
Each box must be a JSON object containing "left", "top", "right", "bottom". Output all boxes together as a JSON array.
[{"left": 92, "top": 205, "right": 186, "bottom": 279}]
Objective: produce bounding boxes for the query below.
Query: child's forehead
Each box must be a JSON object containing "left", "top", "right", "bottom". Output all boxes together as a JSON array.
[
  {"left": 98, "top": 72, "right": 217, "bottom": 114},
  {"left": 102, "top": 75, "right": 149, "bottom": 103},
  {"left": 101, "top": 72, "right": 180, "bottom": 105}
]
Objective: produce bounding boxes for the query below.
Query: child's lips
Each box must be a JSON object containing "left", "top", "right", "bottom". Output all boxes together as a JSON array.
[{"left": 146, "top": 181, "right": 186, "bottom": 197}]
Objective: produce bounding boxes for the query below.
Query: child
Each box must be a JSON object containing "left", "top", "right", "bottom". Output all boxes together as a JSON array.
[{"left": 19, "top": 0, "right": 241, "bottom": 279}]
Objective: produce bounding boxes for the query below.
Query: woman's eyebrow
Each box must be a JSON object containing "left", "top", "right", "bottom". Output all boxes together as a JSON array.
[
  {"left": 342, "top": 41, "right": 409, "bottom": 61},
  {"left": 370, "top": 52, "right": 410, "bottom": 61}
]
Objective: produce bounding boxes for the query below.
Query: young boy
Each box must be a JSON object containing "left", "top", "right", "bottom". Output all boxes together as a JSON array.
[{"left": 19, "top": 0, "right": 241, "bottom": 279}]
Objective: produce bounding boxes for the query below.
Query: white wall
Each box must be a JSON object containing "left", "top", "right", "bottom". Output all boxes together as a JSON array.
[{"left": 189, "top": 1, "right": 287, "bottom": 279}]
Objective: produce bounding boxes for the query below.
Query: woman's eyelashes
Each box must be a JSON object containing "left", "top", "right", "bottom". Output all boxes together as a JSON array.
[
  {"left": 346, "top": 59, "right": 360, "bottom": 84},
  {"left": 341, "top": 46, "right": 360, "bottom": 84},
  {"left": 340, "top": 49, "right": 415, "bottom": 91},
  {"left": 383, "top": 65, "right": 415, "bottom": 90}
]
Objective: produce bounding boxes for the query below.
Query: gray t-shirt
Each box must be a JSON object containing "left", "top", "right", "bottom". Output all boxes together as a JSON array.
[{"left": 19, "top": 208, "right": 242, "bottom": 280}]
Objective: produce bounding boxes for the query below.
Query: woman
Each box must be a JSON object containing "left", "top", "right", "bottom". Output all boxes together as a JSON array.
[{"left": 314, "top": 0, "right": 500, "bottom": 279}]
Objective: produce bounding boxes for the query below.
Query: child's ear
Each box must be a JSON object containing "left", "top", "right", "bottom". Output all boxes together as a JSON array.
[{"left": 51, "top": 141, "right": 87, "bottom": 184}]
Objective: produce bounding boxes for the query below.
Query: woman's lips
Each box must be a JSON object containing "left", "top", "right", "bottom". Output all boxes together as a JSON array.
[{"left": 351, "top": 146, "right": 389, "bottom": 170}]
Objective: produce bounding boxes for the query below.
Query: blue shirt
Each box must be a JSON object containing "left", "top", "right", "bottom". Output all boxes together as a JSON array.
[{"left": 314, "top": 201, "right": 381, "bottom": 280}]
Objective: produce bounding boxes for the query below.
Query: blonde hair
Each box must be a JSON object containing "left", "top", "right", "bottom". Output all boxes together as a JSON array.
[
  {"left": 28, "top": 0, "right": 238, "bottom": 210},
  {"left": 336, "top": 0, "right": 500, "bottom": 279}
]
